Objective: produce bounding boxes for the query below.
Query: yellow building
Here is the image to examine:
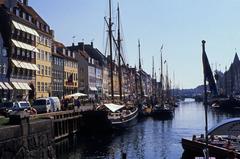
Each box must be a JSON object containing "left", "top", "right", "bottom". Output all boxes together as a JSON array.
[
  {"left": 64, "top": 51, "right": 78, "bottom": 95},
  {"left": 34, "top": 15, "right": 53, "bottom": 98}
]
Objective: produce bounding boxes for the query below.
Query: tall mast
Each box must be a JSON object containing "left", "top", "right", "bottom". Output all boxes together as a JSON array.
[
  {"left": 202, "top": 40, "right": 209, "bottom": 158},
  {"left": 152, "top": 56, "right": 155, "bottom": 96},
  {"left": 117, "top": 4, "right": 122, "bottom": 100},
  {"left": 108, "top": 0, "right": 114, "bottom": 100},
  {"left": 152, "top": 56, "right": 154, "bottom": 79},
  {"left": 138, "top": 40, "right": 144, "bottom": 97},
  {"left": 160, "top": 47, "right": 164, "bottom": 106}
]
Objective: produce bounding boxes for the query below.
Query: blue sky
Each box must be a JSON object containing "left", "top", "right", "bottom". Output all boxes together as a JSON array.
[{"left": 30, "top": 0, "right": 240, "bottom": 89}]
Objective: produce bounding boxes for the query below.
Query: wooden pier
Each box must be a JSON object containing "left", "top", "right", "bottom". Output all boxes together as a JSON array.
[{"left": 30, "top": 107, "right": 92, "bottom": 141}]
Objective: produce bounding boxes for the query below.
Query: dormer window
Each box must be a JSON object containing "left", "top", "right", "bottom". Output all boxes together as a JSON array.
[
  {"left": 29, "top": 15, "right": 32, "bottom": 23},
  {"left": 63, "top": 48, "right": 66, "bottom": 55},
  {"left": 16, "top": 9, "right": 20, "bottom": 17},
  {"left": 68, "top": 50, "right": 70, "bottom": 57},
  {"left": 46, "top": 26, "right": 49, "bottom": 33},
  {"left": 36, "top": 21, "right": 40, "bottom": 28},
  {"left": 22, "top": 12, "right": 26, "bottom": 20}
]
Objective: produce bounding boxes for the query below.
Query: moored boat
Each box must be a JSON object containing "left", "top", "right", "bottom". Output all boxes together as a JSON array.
[{"left": 97, "top": 102, "right": 138, "bottom": 130}]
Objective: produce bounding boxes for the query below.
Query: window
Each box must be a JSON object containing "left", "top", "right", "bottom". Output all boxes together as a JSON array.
[
  {"left": 45, "top": 52, "right": 47, "bottom": 61},
  {"left": 37, "top": 64, "right": 40, "bottom": 75},
  {"left": 36, "top": 21, "right": 40, "bottom": 28},
  {"left": 22, "top": 12, "right": 26, "bottom": 20},
  {"left": 41, "top": 82, "right": 44, "bottom": 92},
  {"left": 41, "top": 65, "right": 44, "bottom": 75},
  {"left": 17, "top": 48, "right": 20, "bottom": 56},
  {"left": 16, "top": 9, "right": 19, "bottom": 16},
  {"left": 27, "top": 51, "right": 30, "bottom": 58},
  {"left": 29, "top": 15, "right": 32, "bottom": 23},
  {"left": 41, "top": 50, "right": 44, "bottom": 60},
  {"left": 37, "top": 82, "right": 40, "bottom": 92},
  {"left": 37, "top": 52, "right": 40, "bottom": 60},
  {"left": 48, "top": 67, "right": 51, "bottom": 76},
  {"left": 22, "top": 49, "right": 25, "bottom": 57},
  {"left": 45, "top": 66, "right": 48, "bottom": 76},
  {"left": 45, "top": 83, "right": 48, "bottom": 92},
  {"left": 31, "top": 52, "right": 35, "bottom": 59}
]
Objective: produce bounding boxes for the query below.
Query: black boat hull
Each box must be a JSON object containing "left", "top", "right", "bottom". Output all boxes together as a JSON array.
[{"left": 81, "top": 110, "right": 112, "bottom": 133}]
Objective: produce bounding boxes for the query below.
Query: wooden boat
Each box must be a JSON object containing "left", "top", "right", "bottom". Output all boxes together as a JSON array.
[
  {"left": 152, "top": 104, "right": 174, "bottom": 119},
  {"left": 96, "top": 102, "right": 138, "bottom": 129}
]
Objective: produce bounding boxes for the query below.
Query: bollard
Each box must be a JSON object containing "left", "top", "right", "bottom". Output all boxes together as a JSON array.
[{"left": 122, "top": 152, "right": 127, "bottom": 159}]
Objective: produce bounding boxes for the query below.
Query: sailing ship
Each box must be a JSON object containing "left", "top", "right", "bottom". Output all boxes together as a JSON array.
[
  {"left": 137, "top": 40, "right": 152, "bottom": 117},
  {"left": 152, "top": 46, "right": 174, "bottom": 119},
  {"left": 96, "top": 0, "right": 138, "bottom": 129}
]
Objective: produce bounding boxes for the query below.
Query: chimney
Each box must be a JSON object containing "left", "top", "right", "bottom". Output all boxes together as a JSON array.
[
  {"left": 23, "top": 0, "right": 28, "bottom": 6},
  {"left": 78, "top": 42, "right": 84, "bottom": 51},
  {"left": 72, "top": 43, "right": 74, "bottom": 46},
  {"left": 50, "top": 29, "right": 55, "bottom": 39},
  {"left": 91, "top": 42, "right": 93, "bottom": 47}
]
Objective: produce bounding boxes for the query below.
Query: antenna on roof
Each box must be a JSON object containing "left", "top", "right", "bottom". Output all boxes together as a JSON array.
[{"left": 72, "top": 36, "right": 76, "bottom": 44}]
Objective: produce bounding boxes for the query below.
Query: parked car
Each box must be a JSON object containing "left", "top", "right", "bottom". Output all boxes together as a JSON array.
[
  {"left": 0, "top": 101, "right": 31, "bottom": 116},
  {"left": 32, "top": 97, "right": 61, "bottom": 114}
]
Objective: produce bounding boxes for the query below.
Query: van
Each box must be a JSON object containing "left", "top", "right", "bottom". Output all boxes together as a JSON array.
[
  {"left": 48, "top": 97, "right": 61, "bottom": 111},
  {"left": 32, "top": 98, "right": 52, "bottom": 113},
  {"left": 32, "top": 97, "right": 61, "bottom": 114}
]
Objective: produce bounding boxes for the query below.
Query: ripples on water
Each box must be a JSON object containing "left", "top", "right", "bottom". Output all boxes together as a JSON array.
[{"left": 56, "top": 99, "right": 240, "bottom": 159}]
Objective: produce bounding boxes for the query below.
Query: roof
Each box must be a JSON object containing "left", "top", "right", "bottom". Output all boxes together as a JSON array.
[
  {"left": 17, "top": 2, "right": 51, "bottom": 35},
  {"left": 53, "top": 41, "right": 77, "bottom": 62}
]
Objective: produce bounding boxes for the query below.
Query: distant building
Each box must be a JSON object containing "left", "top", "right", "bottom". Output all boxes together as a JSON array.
[
  {"left": 55, "top": 41, "right": 78, "bottom": 96},
  {"left": 51, "top": 41, "right": 64, "bottom": 98},
  {"left": 68, "top": 42, "right": 104, "bottom": 98},
  {"left": 218, "top": 53, "right": 240, "bottom": 95}
]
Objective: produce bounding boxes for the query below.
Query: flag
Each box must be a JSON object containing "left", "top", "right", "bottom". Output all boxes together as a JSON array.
[
  {"left": 160, "top": 44, "right": 163, "bottom": 51},
  {"left": 67, "top": 73, "right": 73, "bottom": 85},
  {"left": 202, "top": 41, "right": 218, "bottom": 96}
]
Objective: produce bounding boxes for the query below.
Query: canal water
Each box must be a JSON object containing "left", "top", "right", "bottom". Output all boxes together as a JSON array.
[{"left": 56, "top": 98, "right": 240, "bottom": 159}]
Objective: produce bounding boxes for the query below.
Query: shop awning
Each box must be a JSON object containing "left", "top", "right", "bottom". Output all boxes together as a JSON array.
[
  {"left": 4, "top": 82, "right": 13, "bottom": 90},
  {"left": 11, "top": 59, "right": 39, "bottom": 71},
  {"left": 11, "top": 59, "right": 21, "bottom": 68},
  {"left": 22, "top": 83, "right": 31, "bottom": 90},
  {"left": 12, "top": 20, "right": 39, "bottom": 37},
  {"left": 11, "top": 39, "right": 39, "bottom": 53},
  {"left": 0, "top": 82, "right": 8, "bottom": 90},
  {"left": 17, "top": 82, "right": 27, "bottom": 90},
  {"left": 12, "top": 82, "right": 22, "bottom": 90},
  {"left": 89, "top": 86, "right": 98, "bottom": 91}
]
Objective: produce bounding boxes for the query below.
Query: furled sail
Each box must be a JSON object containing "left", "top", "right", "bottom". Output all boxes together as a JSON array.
[{"left": 202, "top": 41, "right": 218, "bottom": 96}]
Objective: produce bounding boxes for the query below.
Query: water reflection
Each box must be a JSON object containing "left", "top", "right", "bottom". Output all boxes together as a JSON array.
[{"left": 56, "top": 100, "right": 240, "bottom": 159}]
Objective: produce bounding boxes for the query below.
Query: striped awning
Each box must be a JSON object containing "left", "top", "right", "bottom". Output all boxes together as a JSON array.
[
  {"left": 11, "top": 59, "right": 39, "bottom": 71},
  {"left": 11, "top": 82, "right": 31, "bottom": 90},
  {"left": 11, "top": 39, "right": 39, "bottom": 53},
  {"left": 0, "top": 82, "right": 8, "bottom": 90},
  {"left": 12, "top": 20, "right": 39, "bottom": 37},
  {"left": 4, "top": 82, "right": 13, "bottom": 90}
]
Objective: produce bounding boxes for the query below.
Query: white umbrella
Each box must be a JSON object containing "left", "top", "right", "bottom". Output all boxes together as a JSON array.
[{"left": 65, "top": 92, "right": 87, "bottom": 99}]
